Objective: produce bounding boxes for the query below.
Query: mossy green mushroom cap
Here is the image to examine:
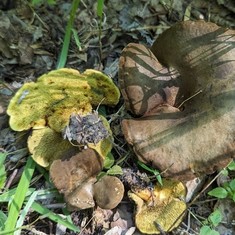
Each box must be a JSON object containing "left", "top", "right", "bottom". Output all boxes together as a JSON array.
[{"left": 7, "top": 68, "right": 120, "bottom": 132}]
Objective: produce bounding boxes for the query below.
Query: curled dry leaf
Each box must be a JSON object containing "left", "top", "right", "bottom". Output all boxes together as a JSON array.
[
  {"left": 7, "top": 68, "right": 120, "bottom": 132},
  {"left": 129, "top": 179, "right": 186, "bottom": 234},
  {"left": 119, "top": 21, "right": 235, "bottom": 181}
]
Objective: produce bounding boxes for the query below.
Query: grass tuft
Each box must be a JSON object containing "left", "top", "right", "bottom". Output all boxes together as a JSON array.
[{"left": 3, "top": 157, "right": 36, "bottom": 234}]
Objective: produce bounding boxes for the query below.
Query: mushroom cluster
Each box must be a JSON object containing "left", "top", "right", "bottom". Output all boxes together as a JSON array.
[
  {"left": 7, "top": 68, "right": 124, "bottom": 210},
  {"left": 119, "top": 20, "right": 235, "bottom": 182},
  {"left": 50, "top": 148, "right": 124, "bottom": 210}
]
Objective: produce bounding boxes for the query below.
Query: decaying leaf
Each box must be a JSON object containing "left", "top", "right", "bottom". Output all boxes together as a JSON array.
[
  {"left": 119, "top": 21, "right": 235, "bottom": 181},
  {"left": 63, "top": 112, "right": 109, "bottom": 146},
  {"left": 7, "top": 68, "right": 120, "bottom": 132},
  {"left": 129, "top": 179, "right": 186, "bottom": 234}
]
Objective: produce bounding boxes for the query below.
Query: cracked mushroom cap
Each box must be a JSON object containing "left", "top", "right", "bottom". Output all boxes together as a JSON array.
[
  {"left": 119, "top": 21, "right": 235, "bottom": 181},
  {"left": 7, "top": 68, "right": 120, "bottom": 132},
  {"left": 93, "top": 175, "right": 124, "bottom": 209},
  {"left": 129, "top": 179, "right": 186, "bottom": 234}
]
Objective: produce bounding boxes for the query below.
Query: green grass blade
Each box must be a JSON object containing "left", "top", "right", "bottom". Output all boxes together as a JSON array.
[
  {"left": 0, "top": 211, "right": 7, "bottom": 230},
  {"left": 31, "top": 202, "right": 80, "bottom": 232},
  {"left": 57, "top": 0, "right": 80, "bottom": 68},
  {"left": 14, "top": 191, "right": 39, "bottom": 235},
  {"left": 97, "top": 0, "right": 104, "bottom": 18},
  {"left": 71, "top": 28, "right": 82, "bottom": 51},
  {"left": 0, "top": 152, "right": 7, "bottom": 189},
  {"left": 3, "top": 157, "right": 36, "bottom": 234},
  {"left": 0, "top": 188, "right": 35, "bottom": 202}
]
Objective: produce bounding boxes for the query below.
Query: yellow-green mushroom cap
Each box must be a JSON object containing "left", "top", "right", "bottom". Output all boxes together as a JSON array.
[
  {"left": 27, "top": 127, "right": 79, "bottom": 167},
  {"left": 7, "top": 68, "right": 120, "bottom": 132},
  {"left": 129, "top": 179, "right": 187, "bottom": 234},
  {"left": 28, "top": 115, "right": 112, "bottom": 167}
]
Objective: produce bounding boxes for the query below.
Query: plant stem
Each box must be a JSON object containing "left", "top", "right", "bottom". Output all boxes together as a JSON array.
[{"left": 57, "top": 0, "right": 80, "bottom": 68}]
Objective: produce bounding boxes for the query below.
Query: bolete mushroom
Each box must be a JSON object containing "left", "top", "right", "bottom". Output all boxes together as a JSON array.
[
  {"left": 7, "top": 68, "right": 122, "bottom": 210},
  {"left": 93, "top": 175, "right": 124, "bottom": 209},
  {"left": 50, "top": 150, "right": 124, "bottom": 210},
  {"left": 7, "top": 68, "right": 120, "bottom": 132},
  {"left": 119, "top": 20, "right": 235, "bottom": 181},
  {"left": 7, "top": 68, "right": 119, "bottom": 166},
  {"left": 129, "top": 179, "right": 186, "bottom": 234}
]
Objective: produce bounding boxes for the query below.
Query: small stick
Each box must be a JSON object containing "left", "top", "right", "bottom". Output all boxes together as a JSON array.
[{"left": 177, "top": 89, "right": 202, "bottom": 109}]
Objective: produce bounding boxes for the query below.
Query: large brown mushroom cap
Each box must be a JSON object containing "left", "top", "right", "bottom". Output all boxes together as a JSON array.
[
  {"left": 119, "top": 21, "right": 235, "bottom": 181},
  {"left": 119, "top": 43, "right": 179, "bottom": 116}
]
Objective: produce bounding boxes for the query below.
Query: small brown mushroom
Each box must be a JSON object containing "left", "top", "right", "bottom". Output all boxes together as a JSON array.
[
  {"left": 93, "top": 175, "right": 124, "bottom": 209},
  {"left": 119, "top": 21, "right": 235, "bottom": 181},
  {"left": 50, "top": 148, "right": 103, "bottom": 210},
  {"left": 50, "top": 149, "right": 124, "bottom": 210}
]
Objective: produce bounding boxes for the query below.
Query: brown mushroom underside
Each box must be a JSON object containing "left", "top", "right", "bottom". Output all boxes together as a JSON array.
[{"left": 119, "top": 21, "right": 235, "bottom": 181}]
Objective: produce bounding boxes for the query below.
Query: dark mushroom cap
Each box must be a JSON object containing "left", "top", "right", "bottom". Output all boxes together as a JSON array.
[{"left": 93, "top": 175, "right": 124, "bottom": 209}]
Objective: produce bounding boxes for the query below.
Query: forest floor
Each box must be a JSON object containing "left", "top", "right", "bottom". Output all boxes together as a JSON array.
[{"left": 0, "top": 0, "right": 235, "bottom": 234}]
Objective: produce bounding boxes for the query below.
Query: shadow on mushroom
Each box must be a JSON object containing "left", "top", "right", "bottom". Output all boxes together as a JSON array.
[{"left": 119, "top": 20, "right": 235, "bottom": 182}]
